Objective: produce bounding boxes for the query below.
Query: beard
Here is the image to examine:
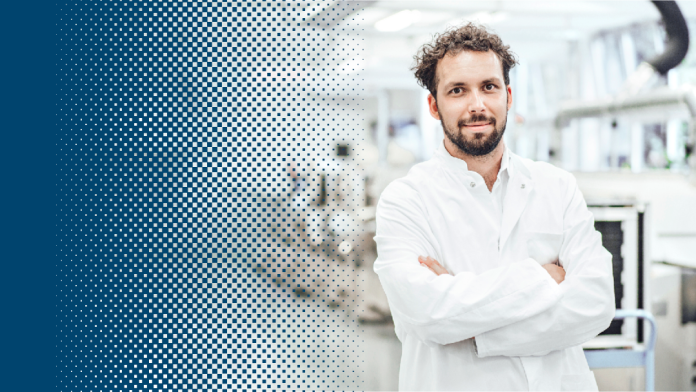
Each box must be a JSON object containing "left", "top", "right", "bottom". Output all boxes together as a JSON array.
[{"left": 439, "top": 109, "right": 508, "bottom": 157}]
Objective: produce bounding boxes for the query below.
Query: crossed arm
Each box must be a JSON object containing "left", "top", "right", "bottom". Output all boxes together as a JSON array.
[
  {"left": 419, "top": 255, "right": 567, "bottom": 285},
  {"left": 374, "top": 176, "right": 615, "bottom": 357}
]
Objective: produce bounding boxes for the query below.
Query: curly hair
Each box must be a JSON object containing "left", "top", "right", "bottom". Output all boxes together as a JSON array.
[{"left": 412, "top": 23, "right": 518, "bottom": 98}]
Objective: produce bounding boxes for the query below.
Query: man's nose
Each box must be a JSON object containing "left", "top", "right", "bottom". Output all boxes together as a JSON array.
[{"left": 467, "top": 90, "right": 486, "bottom": 113}]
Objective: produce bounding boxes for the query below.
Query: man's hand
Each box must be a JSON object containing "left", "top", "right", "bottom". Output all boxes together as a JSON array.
[
  {"left": 542, "top": 262, "right": 566, "bottom": 284},
  {"left": 418, "top": 256, "right": 450, "bottom": 276}
]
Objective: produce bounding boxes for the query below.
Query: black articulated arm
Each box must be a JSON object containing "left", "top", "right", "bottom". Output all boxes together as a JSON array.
[{"left": 649, "top": 1, "right": 689, "bottom": 75}]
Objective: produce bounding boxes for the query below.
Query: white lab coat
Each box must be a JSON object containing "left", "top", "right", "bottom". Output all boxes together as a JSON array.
[{"left": 374, "top": 143, "right": 615, "bottom": 391}]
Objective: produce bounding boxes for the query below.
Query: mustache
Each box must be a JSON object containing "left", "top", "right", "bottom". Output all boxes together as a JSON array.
[{"left": 458, "top": 114, "right": 496, "bottom": 128}]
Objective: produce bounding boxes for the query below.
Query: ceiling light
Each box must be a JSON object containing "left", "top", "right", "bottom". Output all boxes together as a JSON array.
[{"left": 375, "top": 10, "right": 422, "bottom": 32}]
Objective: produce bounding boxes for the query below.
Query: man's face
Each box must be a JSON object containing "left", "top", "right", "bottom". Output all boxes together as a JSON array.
[{"left": 427, "top": 50, "right": 513, "bottom": 157}]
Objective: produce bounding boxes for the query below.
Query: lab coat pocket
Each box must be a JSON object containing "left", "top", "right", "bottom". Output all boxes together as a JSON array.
[
  {"left": 526, "top": 232, "right": 563, "bottom": 265},
  {"left": 560, "top": 371, "right": 598, "bottom": 391}
]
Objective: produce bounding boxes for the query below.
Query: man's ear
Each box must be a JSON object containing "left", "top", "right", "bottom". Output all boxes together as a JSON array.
[
  {"left": 506, "top": 85, "right": 513, "bottom": 110},
  {"left": 427, "top": 93, "right": 440, "bottom": 120}
]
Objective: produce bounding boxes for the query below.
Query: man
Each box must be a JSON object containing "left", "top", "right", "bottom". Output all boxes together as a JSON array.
[{"left": 373, "top": 24, "right": 615, "bottom": 391}]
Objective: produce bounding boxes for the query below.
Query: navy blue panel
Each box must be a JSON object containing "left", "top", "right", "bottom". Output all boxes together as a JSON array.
[{"left": 2, "top": 1, "right": 59, "bottom": 391}]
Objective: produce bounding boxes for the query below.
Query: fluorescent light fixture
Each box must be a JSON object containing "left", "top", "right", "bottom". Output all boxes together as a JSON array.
[
  {"left": 357, "top": 7, "right": 394, "bottom": 25},
  {"left": 375, "top": 10, "right": 422, "bottom": 32}
]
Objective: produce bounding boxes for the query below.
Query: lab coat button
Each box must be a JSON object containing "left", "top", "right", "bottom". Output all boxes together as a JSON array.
[
  {"left": 470, "top": 182, "right": 476, "bottom": 188},
  {"left": 521, "top": 184, "right": 526, "bottom": 189}
]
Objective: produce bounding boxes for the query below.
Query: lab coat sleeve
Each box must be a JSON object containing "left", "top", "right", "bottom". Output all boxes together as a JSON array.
[
  {"left": 474, "top": 174, "right": 615, "bottom": 358},
  {"left": 373, "top": 180, "right": 563, "bottom": 346}
]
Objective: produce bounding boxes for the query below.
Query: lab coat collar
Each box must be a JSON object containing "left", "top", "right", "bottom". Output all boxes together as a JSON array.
[
  {"left": 434, "top": 139, "right": 525, "bottom": 181},
  {"left": 434, "top": 139, "right": 533, "bottom": 250}
]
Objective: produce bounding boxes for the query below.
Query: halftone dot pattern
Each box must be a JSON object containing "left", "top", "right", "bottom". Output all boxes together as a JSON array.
[{"left": 57, "top": 1, "right": 368, "bottom": 390}]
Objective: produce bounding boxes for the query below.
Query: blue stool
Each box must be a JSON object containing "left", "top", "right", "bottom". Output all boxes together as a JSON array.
[{"left": 584, "top": 309, "right": 657, "bottom": 391}]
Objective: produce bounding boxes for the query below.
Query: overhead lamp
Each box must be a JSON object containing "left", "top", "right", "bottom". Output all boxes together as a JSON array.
[{"left": 375, "top": 10, "right": 422, "bottom": 32}]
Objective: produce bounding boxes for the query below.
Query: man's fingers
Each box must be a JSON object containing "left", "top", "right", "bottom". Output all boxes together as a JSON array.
[
  {"left": 418, "top": 256, "right": 449, "bottom": 276},
  {"left": 418, "top": 256, "right": 431, "bottom": 271},
  {"left": 429, "top": 257, "right": 449, "bottom": 275},
  {"left": 541, "top": 263, "right": 566, "bottom": 284},
  {"left": 418, "top": 255, "right": 437, "bottom": 269}
]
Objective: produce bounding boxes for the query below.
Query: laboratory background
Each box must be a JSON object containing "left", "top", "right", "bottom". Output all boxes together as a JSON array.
[
  {"left": 20, "top": 0, "right": 696, "bottom": 390},
  {"left": 270, "top": 0, "right": 696, "bottom": 390}
]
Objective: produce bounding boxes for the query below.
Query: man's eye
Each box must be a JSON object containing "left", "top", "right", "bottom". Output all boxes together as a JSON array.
[
  {"left": 450, "top": 87, "right": 462, "bottom": 94},
  {"left": 485, "top": 84, "right": 495, "bottom": 91}
]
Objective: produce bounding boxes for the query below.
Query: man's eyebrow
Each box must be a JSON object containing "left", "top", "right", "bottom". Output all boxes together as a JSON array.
[
  {"left": 481, "top": 78, "right": 503, "bottom": 85},
  {"left": 443, "top": 77, "right": 504, "bottom": 89},
  {"left": 443, "top": 81, "right": 469, "bottom": 89}
]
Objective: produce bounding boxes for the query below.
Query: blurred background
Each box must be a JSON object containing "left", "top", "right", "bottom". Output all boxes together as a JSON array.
[{"left": 260, "top": 1, "right": 696, "bottom": 390}]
